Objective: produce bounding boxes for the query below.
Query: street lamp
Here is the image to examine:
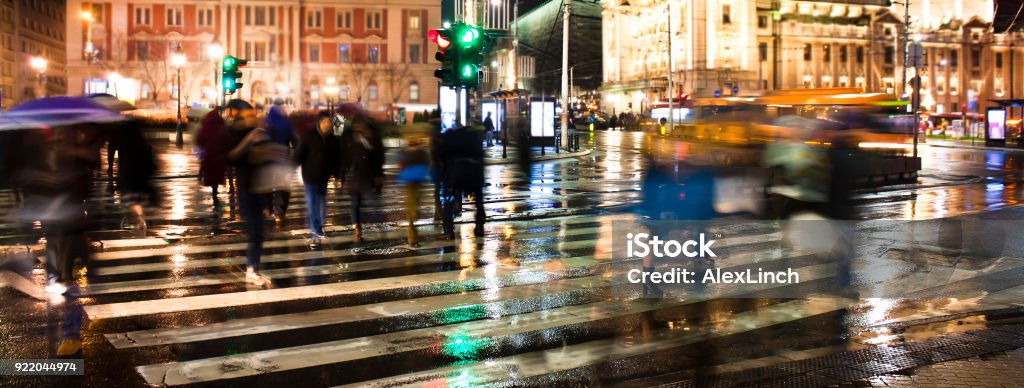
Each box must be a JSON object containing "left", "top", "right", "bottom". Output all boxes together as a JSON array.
[
  {"left": 29, "top": 56, "right": 47, "bottom": 98},
  {"left": 82, "top": 10, "right": 94, "bottom": 94},
  {"left": 325, "top": 77, "right": 338, "bottom": 111},
  {"left": 172, "top": 51, "right": 187, "bottom": 147},
  {"left": 207, "top": 40, "right": 224, "bottom": 107}
]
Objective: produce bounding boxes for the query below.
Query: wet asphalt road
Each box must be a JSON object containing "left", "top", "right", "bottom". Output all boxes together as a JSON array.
[{"left": 2, "top": 131, "right": 1024, "bottom": 387}]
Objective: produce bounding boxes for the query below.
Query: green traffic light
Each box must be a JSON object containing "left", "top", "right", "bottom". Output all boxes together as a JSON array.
[
  {"left": 459, "top": 27, "right": 479, "bottom": 45},
  {"left": 460, "top": 64, "right": 476, "bottom": 79},
  {"left": 222, "top": 56, "right": 236, "bottom": 70}
]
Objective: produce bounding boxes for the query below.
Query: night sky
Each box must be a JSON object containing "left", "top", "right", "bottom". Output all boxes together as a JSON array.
[{"left": 994, "top": 0, "right": 1024, "bottom": 32}]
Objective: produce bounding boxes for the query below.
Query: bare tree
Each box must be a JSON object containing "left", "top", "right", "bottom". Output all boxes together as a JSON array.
[
  {"left": 336, "top": 63, "right": 382, "bottom": 105},
  {"left": 379, "top": 62, "right": 413, "bottom": 105},
  {"left": 138, "top": 59, "right": 172, "bottom": 102}
]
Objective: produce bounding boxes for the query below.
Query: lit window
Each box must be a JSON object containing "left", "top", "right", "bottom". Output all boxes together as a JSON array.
[
  {"left": 369, "top": 84, "right": 378, "bottom": 100},
  {"left": 409, "top": 83, "right": 419, "bottom": 101}
]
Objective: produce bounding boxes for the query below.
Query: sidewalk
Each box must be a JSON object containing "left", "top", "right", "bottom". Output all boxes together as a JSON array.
[
  {"left": 483, "top": 143, "right": 592, "bottom": 165},
  {"left": 927, "top": 139, "right": 1024, "bottom": 152}
]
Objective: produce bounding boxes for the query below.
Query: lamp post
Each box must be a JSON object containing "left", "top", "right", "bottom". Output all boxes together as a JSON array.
[
  {"left": 172, "top": 51, "right": 187, "bottom": 147},
  {"left": 207, "top": 40, "right": 223, "bottom": 107},
  {"left": 81, "top": 10, "right": 94, "bottom": 95},
  {"left": 29, "top": 56, "right": 47, "bottom": 98}
]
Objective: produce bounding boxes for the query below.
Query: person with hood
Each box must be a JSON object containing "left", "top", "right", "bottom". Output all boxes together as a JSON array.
[
  {"left": 295, "top": 111, "right": 341, "bottom": 247},
  {"left": 195, "top": 108, "right": 229, "bottom": 212},
  {"left": 262, "top": 102, "right": 297, "bottom": 222},
  {"left": 339, "top": 113, "right": 385, "bottom": 243},
  {"left": 110, "top": 118, "right": 158, "bottom": 230},
  {"left": 438, "top": 124, "right": 486, "bottom": 239},
  {"left": 225, "top": 99, "right": 273, "bottom": 287}
]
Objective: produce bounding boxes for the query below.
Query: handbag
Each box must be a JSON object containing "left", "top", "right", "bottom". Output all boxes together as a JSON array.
[{"left": 251, "top": 162, "right": 295, "bottom": 194}]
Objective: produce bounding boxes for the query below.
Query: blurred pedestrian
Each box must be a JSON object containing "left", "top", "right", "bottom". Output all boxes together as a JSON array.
[
  {"left": 483, "top": 112, "right": 495, "bottom": 147},
  {"left": 397, "top": 126, "right": 433, "bottom": 247},
  {"left": 110, "top": 118, "right": 158, "bottom": 231},
  {"left": 263, "top": 102, "right": 298, "bottom": 222},
  {"left": 438, "top": 125, "right": 486, "bottom": 239},
  {"left": 225, "top": 99, "right": 273, "bottom": 287},
  {"left": 339, "top": 113, "right": 385, "bottom": 243},
  {"left": 295, "top": 111, "right": 341, "bottom": 247},
  {"left": 195, "top": 108, "right": 229, "bottom": 211}
]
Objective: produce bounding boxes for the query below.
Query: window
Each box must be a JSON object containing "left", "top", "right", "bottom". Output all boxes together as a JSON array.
[
  {"left": 135, "top": 40, "right": 148, "bottom": 60},
  {"left": 134, "top": 6, "right": 151, "bottom": 25},
  {"left": 340, "top": 83, "right": 349, "bottom": 100},
  {"left": 337, "top": 11, "right": 351, "bottom": 29},
  {"left": 409, "top": 83, "right": 419, "bottom": 101},
  {"left": 971, "top": 48, "right": 980, "bottom": 68},
  {"left": 949, "top": 49, "right": 958, "bottom": 67},
  {"left": 936, "top": 77, "right": 945, "bottom": 94},
  {"left": 255, "top": 6, "right": 266, "bottom": 26},
  {"left": 409, "top": 14, "right": 420, "bottom": 31},
  {"left": 368, "top": 45, "right": 379, "bottom": 63},
  {"left": 758, "top": 15, "right": 767, "bottom": 29},
  {"left": 758, "top": 42, "right": 767, "bottom": 62},
  {"left": 996, "top": 52, "right": 1003, "bottom": 68},
  {"left": 722, "top": 4, "right": 731, "bottom": 25},
  {"left": 166, "top": 7, "right": 182, "bottom": 27},
  {"left": 884, "top": 46, "right": 894, "bottom": 65},
  {"left": 856, "top": 46, "right": 864, "bottom": 64},
  {"left": 368, "top": 83, "right": 378, "bottom": 100},
  {"left": 366, "top": 11, "right": 381, "bottom": 30},
  {"left": 308, "top": 44, "right": 320, "bottom": 62},
  {"left": 244, "top": 6, "right": 251, "bottom": 25},
  {"left": 408, "top": 44, "right": 421, "bottom": 64},
  {"left": 140, "top": 82, "right": 150, "bottom": 99},
  {"left": 197, "top": 8, "right": 213, "bottom": 27},
  {"left": 306, "top": 10, "right": 321, "bottom": 28},
  {"left": 338, "top": 44, "right": 350, "bottom": 62},
  {"left": 254, "top": 42, "right": 267, "bottom": 61},
  {"left": 89, "top": 3, "right": 104, "bottom": 23},
  {"left": 803, "top": 44, "right": 812, "bottom": 61},
  {"left": 823, "top": 45, "right": 830, "bottom": 62},
  {"left": 840, "top": 46, "right": 847, "bottom": 63}
]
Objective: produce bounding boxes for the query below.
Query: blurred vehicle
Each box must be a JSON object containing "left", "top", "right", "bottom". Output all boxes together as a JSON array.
[{"left": 663, "top": 88, "right": 914, "bottom": 151}]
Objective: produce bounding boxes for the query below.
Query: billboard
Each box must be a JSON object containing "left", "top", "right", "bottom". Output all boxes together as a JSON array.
[
  {"left": 986, "top": 108, "right": 1006, "bottom": 141},
  {"left": 481, "top": 101, "right": 502, "bottom": 132},
  {"left": 439, "top": 87, "right": 466, "bottom": 132},
  {"left": 530, "top": 101, "right": 555, "bottom": 137}
]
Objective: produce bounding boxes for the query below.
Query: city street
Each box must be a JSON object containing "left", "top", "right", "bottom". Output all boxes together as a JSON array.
[{"left": 3, "top": 131, "right": 1024, "bottom": 386}]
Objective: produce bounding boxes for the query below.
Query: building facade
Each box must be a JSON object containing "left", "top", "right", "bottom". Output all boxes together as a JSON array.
[
  {"left": 1, "top": 0, "right": 67, "bottom": 110},
  {"left": 66, "top": 0, "right": 441, "bottom": 112},
  {"left": 600, "top": 0, "right": 1019, "bottom": 120}
]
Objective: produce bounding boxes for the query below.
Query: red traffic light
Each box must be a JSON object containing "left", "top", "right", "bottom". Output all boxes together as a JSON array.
[{"left": 428, "top": 29, "right": 450, "bottom": 50}]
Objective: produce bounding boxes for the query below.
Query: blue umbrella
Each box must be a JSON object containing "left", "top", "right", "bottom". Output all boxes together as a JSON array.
[{"left": 0, "top": 96, "right": 125, "bottom": 130}]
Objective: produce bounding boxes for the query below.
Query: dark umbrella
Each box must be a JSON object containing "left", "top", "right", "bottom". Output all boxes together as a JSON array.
[{"left": 0, "top": 96, "right": 125, "bottom": 130}]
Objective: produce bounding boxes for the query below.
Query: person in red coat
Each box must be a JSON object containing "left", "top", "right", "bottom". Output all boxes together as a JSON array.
[{"left": 195, "top": 108, "right": 228, "bottom": 210}]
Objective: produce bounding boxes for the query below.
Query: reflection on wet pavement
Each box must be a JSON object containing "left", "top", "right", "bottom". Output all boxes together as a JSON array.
[{"left": 1, "top": 132, "right": 1024, "bottom": 386}]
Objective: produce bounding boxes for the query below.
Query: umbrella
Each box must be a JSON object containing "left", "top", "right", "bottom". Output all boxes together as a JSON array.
[{"left": 0, "top": 96, "right": 125, "bottom": 131}]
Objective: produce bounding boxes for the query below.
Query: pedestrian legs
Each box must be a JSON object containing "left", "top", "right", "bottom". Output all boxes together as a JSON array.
[
  {"left": 239, "top": 190, "right": 264, "bottom": 272},
  {"left": 405, "top": 182, "right": 423, "bottom": 245},
  {"left": 349, "top": 190, "right": 364, "bottom": 242},
  {"left": 472, "top": 187, "right": 485, "bottom": 237},
  {"left": 304, "top": 183, "right": 327, "bottom": 238}
]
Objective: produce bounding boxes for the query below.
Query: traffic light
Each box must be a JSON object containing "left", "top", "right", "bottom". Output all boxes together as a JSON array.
[
  {"left": 453, "top": 23, "right": 486, "bottom": 87},
  {"left": 221, "top": 55, "right": 248, "bottom": 95},
  {"left": 430, "top": 23, "right": 489, "bottom": 88},
  {"left": 429, "top": 28, "right": 454, "bottom": 86}
]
